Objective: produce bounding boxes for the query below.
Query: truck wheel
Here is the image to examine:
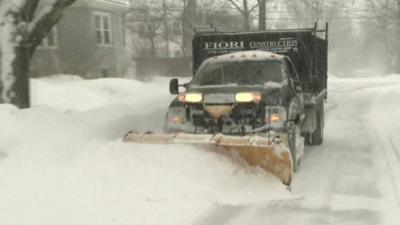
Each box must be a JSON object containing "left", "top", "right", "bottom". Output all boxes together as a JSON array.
[
  {"left": 288, "top": 123, "right": 301, "bottom": 172},
  {"left": 307, "top": 102, "right": 324, "bottom": 145}
]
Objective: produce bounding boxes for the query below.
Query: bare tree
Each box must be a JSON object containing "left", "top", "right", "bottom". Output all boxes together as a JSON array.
[
  {"left": 0, "top": 0, "right": 76, "bottom": 108},
  {"left": 366, "top": 0, "right": 400, "bottom": 73},
  {"left": 182, "top": 0, "right": 197, "bottom": 56},
  {"left": 227, "top": 0, "right": 258, "bottom": 30},
  {"left": 282, "top": 0, "right": 326, "bottom": 28},
  {"left": 162, "top": 0, "right": 171, "bottom": 57},
  {"left": 126, "top": 0, "right": 185, "bottom": 57},
  {"left": 125, "top": 2, "right": 164, "bottom": 57},
  {"left": 258, "top": 0, "right": 266, "bottom": 30}
]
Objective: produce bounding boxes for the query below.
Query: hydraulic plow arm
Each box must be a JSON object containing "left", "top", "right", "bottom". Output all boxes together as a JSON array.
[{"left": 123, "top": 132, "right": 293, "bottom": 185}]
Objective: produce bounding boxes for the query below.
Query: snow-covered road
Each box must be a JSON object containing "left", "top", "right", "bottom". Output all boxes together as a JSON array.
[
  {"left": 0, "top": 75, "right": 400, "bottom": 225},
  {"left": 196, "top": 77, "right": 400, "bottom": 225}
]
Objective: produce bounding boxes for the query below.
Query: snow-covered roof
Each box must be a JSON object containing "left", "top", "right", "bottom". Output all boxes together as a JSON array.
[
  {"left": 203, "top": 50, "right": 285, "bottom": 64},
  {"left": 77, "top": 0, "right": 130, "bottom": 9},
  {"left": 98, "top": 0, "right": 130, "bottom": 7}
]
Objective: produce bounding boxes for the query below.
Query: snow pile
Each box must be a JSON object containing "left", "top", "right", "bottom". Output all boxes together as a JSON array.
[
  {"left": 367, "top": 77, "right": 400, "bottom": 223},
  {"left": 3, "top": 74, "right": 400, "bottom": 224},
  {"left": 0, "top": 75, "right": 292, "bottom": 225},
  {"left": 30, "top": 75, "right": 173, "bottom": 112}
]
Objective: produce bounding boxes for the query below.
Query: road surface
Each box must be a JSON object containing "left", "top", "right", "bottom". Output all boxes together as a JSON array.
[{"left": 191, "top": 77, "right": 400, "bottom": 225}]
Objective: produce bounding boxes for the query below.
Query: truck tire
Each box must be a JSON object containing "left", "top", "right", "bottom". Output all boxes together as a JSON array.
[
  {"left": 288, "top": 123, "right": 301, "bottom": 172},
  {"left": 306, "top": 102, "right": 324, "bottom": 145}
]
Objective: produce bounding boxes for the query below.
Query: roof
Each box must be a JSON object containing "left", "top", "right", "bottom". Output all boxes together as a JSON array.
[
  {"left": 97, "top": 0, "right": 130, "bottom": 7},
  {"left": 75, "top": 0, "right": 130, "bottom": 9},
  {"left": 203, "top": 50, "right": 285, "bottom": 64}
]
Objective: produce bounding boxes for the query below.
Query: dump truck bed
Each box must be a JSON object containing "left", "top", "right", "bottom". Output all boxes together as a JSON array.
[{"left": 192, "top": 26, "right": 328, "bottom": 95}]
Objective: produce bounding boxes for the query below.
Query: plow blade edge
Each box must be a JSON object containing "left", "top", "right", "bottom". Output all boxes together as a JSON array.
[{"left": 123, "top": 132, "right": 293, "bottom": 185}]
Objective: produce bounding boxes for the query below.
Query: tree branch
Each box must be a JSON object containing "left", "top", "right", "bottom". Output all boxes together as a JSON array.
[
  {"left": 21, "top": 0, "right": 40, "bottom": 22},
  {"left": 27, "top": 0, "right": 77, "bottom": 55},
  {"left": 158, "top": 32, "right": 184, "bottom": 46},
  {"left": 248, "top": 3, "right": 259, "bottom": 14},
  {"left": 227, "top": 0, "right": 246, "bottom": 15}
]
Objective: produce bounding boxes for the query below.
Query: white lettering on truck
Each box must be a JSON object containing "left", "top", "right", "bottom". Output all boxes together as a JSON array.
[
  {"left": 204, "top": 41, "right": 245, "bottom": 50},
  {"left": 249, "top": 39, "right": 298, "bottom": 48}
]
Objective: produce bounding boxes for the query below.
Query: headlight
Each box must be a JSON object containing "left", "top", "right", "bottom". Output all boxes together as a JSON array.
[
  {"left": 266, "top": 106, "right": 287, "bottom": 129},
  {"left": 235, "top": 92, "right": 262, "bottom": 103},
  {"left": 178, "top": 93, "right": 202, "bottom": 103},
  {"left": 167, "top": 107, "right": 186, "bottom": 124}
]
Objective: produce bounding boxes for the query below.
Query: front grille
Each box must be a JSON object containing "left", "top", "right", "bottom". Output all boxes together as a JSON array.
[
  {"left": 203, "top": 93, "right": 235, "bottom": 104},
  {"left": 188, "top": 102, "right": 266, "bottom": 134}
]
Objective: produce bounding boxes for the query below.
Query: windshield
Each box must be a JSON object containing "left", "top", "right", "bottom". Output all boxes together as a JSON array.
[{"left": 191, "top": 60, "right": 284, "bottom": 86}]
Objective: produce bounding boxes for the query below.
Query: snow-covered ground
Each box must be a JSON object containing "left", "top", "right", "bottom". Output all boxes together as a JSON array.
[{"left": 1, "top": 74, "right": 400, "bottom": 225}]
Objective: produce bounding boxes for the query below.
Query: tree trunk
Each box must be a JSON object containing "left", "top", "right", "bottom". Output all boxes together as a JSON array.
[
  {"left": 10, "top": 45, "right": 31, "bottom": 108},
  {"left": 149, "top": 32, "right": 156, "bottom": 57},
  {"left": 182, "top": 0, "right": 197, "bottom": 56},
  {"left": 0, "top": 40, "right": 32, "bottom": 109},
  {"left": 395, "top": 0, "right": 400, "bottom": 72},
  {"left": 162, "top": 0, "right": 170, "bottom": 57},
  {"left": 0, "top": 11, "right": 31, "bottom": 108},
  {"left": 0, "top": 0, "right": 77, "bottom": 108},
  {"left": 243, "top": 0, "right": 250, "bottom": 31},
  {"left": 258, "top": 0, "right": 266, "bottom": 30}
]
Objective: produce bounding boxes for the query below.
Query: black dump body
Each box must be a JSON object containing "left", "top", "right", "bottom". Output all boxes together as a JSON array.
[{"left": 192, "top": 27, "right": 328, "bottom": 94}]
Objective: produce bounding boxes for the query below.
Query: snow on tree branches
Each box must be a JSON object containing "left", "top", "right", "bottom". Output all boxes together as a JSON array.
[{"left": 0, "top": 0, "right": 76, "bottom": 108}]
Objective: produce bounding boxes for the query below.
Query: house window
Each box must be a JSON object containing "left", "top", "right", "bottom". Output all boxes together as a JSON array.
[
  {"left": 94, "top": 12, "right": 112, "bottom": 46},
  {"left": 40, "top": 26, "right": 58, "bottom": 48}
]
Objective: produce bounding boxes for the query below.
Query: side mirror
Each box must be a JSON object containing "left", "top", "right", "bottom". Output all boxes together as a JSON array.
[{"left": 169, "top": 78, "right": 179, "bottom": 95}]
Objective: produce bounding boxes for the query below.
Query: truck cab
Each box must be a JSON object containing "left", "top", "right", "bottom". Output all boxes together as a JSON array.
[{"left": 166, "top": 50, "right": 303, "bottom": 136}]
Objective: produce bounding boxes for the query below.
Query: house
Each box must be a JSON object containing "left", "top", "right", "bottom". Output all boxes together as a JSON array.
[{"left": 31, "top": 0, "right": 131, "bottom": 78}]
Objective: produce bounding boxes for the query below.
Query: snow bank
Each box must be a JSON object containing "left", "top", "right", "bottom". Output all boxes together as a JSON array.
[
  {"left": 0, "top": 75, "right": 292, "bottom": 225},
  {"left": 323, "top": 74, "right": 400, "bottom": 224},
  {"left": 30, "top": 75, "right": 174, "bottom": 112},
  {"left": 368, "top": 79, "right": 400, "bottom": 224}
]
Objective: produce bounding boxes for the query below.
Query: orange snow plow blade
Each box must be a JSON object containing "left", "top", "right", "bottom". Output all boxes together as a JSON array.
[{"left": 123, "top": 132, "right": 293, "bottom": 185}]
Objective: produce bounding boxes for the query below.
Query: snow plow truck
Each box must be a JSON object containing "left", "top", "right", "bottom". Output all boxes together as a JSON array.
[{"left": 124, "top": 24, "right": 328, "bottom": 185}]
